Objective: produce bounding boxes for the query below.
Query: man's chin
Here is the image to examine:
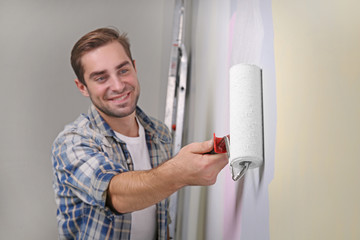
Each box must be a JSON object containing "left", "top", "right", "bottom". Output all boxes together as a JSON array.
[{"left": 101, "top": 106, "right": 136, "bottom": 118}]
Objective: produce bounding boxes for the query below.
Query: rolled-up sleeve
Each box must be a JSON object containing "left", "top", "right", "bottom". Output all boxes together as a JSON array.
[{"left": 52, "top": 130, "right": 127, "bottom": 210}]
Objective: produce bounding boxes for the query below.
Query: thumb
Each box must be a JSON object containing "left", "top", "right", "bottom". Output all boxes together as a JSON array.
[{"left": 190, "top": 139, "right": 213, "bottom": 154}]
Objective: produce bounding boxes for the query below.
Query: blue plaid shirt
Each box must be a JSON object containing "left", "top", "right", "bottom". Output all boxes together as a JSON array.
[{"left": 52, "top": 105, "right": 172, "bottom": 239}]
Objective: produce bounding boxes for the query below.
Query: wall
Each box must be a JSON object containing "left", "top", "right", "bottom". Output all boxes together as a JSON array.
[
  {"left": 270, "top": 0, "right": 360, "bottom": 239},
  {"left": 179, "top": 0, "right": 276, "bottom": 239},
  {"left": 0, "top": 0, "right": 173, "bottom": 239}
]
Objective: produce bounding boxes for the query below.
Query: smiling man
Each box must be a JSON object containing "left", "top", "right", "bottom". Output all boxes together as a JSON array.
[{"left": 51, "top": 27, "right": 228, "bottom": 240}]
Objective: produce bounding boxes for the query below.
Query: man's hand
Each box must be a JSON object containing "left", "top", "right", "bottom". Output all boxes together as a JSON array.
[{"left": 168, "top": 140, "right": 228, "bottom": 186}]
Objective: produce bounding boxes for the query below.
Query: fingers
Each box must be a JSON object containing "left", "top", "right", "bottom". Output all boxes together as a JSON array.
[
  {"left": 206, "top": 153, "right": 229, "bottom": 170},
  {"left": 197, "top": 153, "right": 228, "bottom": 185}
]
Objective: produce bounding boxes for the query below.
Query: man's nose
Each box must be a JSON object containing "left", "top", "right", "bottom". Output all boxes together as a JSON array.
[{"left": 109, "top": 75, "right": 125, "bottom": 92}]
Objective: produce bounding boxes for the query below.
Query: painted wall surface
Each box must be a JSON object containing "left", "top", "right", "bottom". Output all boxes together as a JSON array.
[
  {"left": 271, "top": 0, "right": 360, "bottom": 239},
  {"left": 0, "top": 0, "right": 173, "bottom": 239},
  {"left": 179, "top": 0, "right": 276, "bottom": 239}
]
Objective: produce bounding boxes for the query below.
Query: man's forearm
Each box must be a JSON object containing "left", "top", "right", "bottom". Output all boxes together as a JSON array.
[
  {"left": 107, "top": 159, "right": 182, "bottom": 213},
  {"left": 106, "top": 140, "right": 228, "bottom": 213}
]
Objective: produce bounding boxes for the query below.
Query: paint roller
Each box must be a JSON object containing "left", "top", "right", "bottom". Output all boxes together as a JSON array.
[{"left": 213, "top": 64, "right": 264, "bottom": 181}]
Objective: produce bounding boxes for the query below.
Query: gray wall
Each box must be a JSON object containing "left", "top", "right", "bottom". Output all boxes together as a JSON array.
[{"left": 0, "top": 0, "right": 174, "bottom": 239}]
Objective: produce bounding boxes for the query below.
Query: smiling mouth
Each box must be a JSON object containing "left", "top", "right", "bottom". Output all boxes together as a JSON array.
[{"left": 109, "top": 92, "right": 130, "bottom": 102}]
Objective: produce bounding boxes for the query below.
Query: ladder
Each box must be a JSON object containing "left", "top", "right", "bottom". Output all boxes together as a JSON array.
[
  {"left": 164, "top": 0, "right": 188, "bottom": 239},
  {"left": 164, "top": 0, "right": 187, "bottom": 155}
]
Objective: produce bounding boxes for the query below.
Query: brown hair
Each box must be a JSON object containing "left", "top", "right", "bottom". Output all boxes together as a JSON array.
[{"left": 70, "top": 27, "right": 133, "bottom": 85}]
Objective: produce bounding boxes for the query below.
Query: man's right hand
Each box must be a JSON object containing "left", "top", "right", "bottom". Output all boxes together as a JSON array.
[{"left": 168, "top": 139, "right": 228, "bottom": 186}]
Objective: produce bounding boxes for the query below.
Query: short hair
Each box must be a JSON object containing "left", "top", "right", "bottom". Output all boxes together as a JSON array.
[{"left": 70, "top": 27, "right": 133, "bottom": 85}]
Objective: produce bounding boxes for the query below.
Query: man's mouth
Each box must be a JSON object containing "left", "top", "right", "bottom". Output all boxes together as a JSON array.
[{"left": 109, "top": 92, "right": 130, "bottom": 102}]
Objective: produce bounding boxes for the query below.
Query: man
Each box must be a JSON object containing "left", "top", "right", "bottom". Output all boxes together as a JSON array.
[{"left": 52, "top": 27, "right": 227, "bottom": 240}]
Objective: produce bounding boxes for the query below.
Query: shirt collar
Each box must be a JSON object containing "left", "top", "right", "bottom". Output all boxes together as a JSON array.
[{"left": 88, "top": 104, "right": 114, "bottom": 137}]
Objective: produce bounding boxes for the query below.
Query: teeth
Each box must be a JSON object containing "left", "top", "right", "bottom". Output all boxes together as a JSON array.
[{"left": 114, "top": 94, "right": 127, "bottom": 101}]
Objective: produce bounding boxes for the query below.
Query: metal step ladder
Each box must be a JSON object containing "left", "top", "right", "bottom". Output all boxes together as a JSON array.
[
  {"left": 164, "top": 0, "right": 187, "bottom": 154},
  {"left": 164, "top": 0, "right": 188, "bottom": 238}
]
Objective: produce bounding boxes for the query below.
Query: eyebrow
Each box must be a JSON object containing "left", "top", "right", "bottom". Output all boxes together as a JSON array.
[
  {"left": 115, "top": 61, "right": 131, "bottom": 70},
  {"left": 89, "top": 70, "right": 107, "bottom": 80},
  {"left": 88, "top": 61, "right": 131, "bottom": 80}
]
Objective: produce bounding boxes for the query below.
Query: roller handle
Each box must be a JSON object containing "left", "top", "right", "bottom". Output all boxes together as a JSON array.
[{"left": 213, "top": 134, "right": 251, "bottom": 181}]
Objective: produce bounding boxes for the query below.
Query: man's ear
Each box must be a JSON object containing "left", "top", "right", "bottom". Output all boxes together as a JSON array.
[
  {"left": 132, "top": 60, "right": 137, "bottom": 72},
  {"left": 74, "top": 79, "right": 89, "bottom": 97}
]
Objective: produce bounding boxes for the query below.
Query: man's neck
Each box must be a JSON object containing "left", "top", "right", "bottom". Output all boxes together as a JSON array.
[{"left": 99, "top": 110, "right": 139, "bottom": 137}]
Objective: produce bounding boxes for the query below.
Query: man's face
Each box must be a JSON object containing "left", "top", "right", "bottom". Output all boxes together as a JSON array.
[{"left": 76, "top": 41, "right": 140, "bottom": 119}]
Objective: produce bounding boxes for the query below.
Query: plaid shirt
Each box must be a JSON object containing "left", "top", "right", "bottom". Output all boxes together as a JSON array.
[{"left": 52, "top": 105, "right": 172, "bottom": 240}]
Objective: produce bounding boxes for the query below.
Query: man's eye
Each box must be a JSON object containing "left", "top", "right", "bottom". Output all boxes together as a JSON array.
[
  {"left": 119, "top": 69, "right": 129, "bottom": 75},
  {"left": 96, "top": 76, "right": 106, "bottom": 82}
]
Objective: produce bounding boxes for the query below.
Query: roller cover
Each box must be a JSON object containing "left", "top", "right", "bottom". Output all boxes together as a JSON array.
[{"left": 229, "top": 64, "right": 264, "bottom": 170}]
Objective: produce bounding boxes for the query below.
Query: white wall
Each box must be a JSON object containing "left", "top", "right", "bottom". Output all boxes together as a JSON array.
[
  {"left": 271, "top": 0, "right": 360, "bottom": 239},
  {"left": 178, "top": 0, "right": 276, "bottom": 239},
  {"left": 0, "top": 0, "right": 174, "bottom": 239}
]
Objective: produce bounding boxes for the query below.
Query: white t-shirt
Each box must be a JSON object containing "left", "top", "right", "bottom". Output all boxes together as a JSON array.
[{"left": 114, "top": 119, "right": 156, "bottom": 240}]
